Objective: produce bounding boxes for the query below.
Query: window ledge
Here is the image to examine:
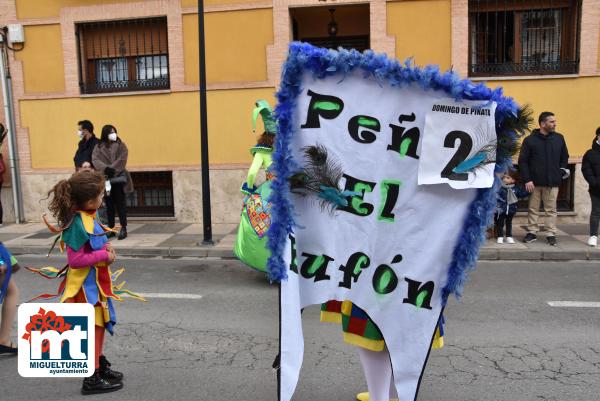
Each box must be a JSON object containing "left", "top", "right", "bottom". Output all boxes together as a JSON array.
[
  {"left": 80, "top": 89, "right": 171, "bottom": 98},
  {"left": 470, "top": 74, "right": 579, "bottom": 82}
]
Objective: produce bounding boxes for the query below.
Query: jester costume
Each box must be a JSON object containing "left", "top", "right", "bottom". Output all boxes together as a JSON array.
[
  {"left": 321, "top": 301, "right": 444, "bottom": 352},
  {"left": 234, "top": 100, "right": 276, "bottom": 272},
  {"left": 28, "top": 211, "right": 144, "bottom": 329},
  {"left": 27, "top": 210, "right": 144, "bottom": 394}
]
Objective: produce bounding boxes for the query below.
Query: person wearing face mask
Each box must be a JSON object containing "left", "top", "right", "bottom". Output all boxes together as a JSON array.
[
  {"left": 581, "top": 127, "right": 600, "bottom": 247},
  {"left": 92, "top": 125, "right": 133, "bottom": 240},
  {"left": 74, "top": 120, "right": 99, "bottom": 171}
]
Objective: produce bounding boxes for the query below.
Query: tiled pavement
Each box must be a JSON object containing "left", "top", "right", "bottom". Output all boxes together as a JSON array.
[
  {"left": 0, "top": 222, "right": 599, "bottom": 260},
  {"left": 0, "top": 222, "right": 238, "bottom": 258},
  {"left": 479, "top": 224, "right": 600, "bottom": 261}
]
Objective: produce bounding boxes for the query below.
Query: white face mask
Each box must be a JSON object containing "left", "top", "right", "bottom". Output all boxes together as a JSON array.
[
  {"left": 77, "top": 130, "right": 84, "bottom": 140},
  {"left": 108, "top": 133, "right": 118, "bottom": 142}
]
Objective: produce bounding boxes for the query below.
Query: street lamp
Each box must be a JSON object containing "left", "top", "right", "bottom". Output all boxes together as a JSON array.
[{"left": 197, "top": 0, "right": 213, "bottom": 245}]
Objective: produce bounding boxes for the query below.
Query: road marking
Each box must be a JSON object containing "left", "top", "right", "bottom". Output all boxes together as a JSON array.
[
  {"left": 124, "top": 292, "right": 203, "bottom": 300},
  {"left": 548, "top": 301, "right": 600, "bottom": 308}
]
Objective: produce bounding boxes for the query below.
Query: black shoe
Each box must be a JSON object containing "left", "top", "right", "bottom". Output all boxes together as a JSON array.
[
  {"left": 523, "top": 233, "right": 537, "bottom": 243},
  {"left": 117, "top": 227, "right": 127, "bottom": 240},
  {"left": 547, "top": 236, "right": 557, "bottom": 246},
  {"left": 99, "top": 355, "right": 124, "bottom": 383},
  {"left": 81, "top": 369, "right": 123, "bottom": 395},
  {"left": 106, "top": 231, "right": 116, "bottom": 239}
]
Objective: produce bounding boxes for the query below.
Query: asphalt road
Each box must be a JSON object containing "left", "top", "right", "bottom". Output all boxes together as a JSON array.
[{"left": 1, "top": 256, "right": 599, "bottom": 401}]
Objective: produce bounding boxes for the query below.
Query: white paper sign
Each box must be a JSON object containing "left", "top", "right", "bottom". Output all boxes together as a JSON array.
[{"left": 418, "top": 100, "right": 497, "bottom": 189}]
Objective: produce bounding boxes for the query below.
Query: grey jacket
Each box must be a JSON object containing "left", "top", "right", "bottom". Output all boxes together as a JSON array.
[{"left": 92, "top": 140, "right": 134, "bottom": 193}]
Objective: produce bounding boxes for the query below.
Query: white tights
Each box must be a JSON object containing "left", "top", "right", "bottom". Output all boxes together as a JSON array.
[{"left": 357, "top": 346, "right": 398, "bottom": 401}]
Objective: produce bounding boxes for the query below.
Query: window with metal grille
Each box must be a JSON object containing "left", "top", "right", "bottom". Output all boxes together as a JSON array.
[
  {"left": 468, "top": 0, "right": 581, "bottom": 77},
  {"left": 126, "top": 171, "right": 175, "bottom": 217},
  {"left": 514, "top": 164, "right": 575, "bottom": 212},
  {"left": 76, "top": 17, "right": 170, "bottom": 94}
]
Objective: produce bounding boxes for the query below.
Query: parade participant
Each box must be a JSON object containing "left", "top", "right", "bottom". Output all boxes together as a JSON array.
[
  {"left": 29, "top": 170, "right": 143, "bottom": 394},
  {"left": 268, "top": 43, "right": 531, "bottom": 401},
  {"left": 0, "top": 242, "right": 20, "bottom": 355},
  {"left": 321, "top": 300, "right": 444, "bottom": 401},
  {"left": 234, "top": 100, "right": 277, "bottom": 272}
]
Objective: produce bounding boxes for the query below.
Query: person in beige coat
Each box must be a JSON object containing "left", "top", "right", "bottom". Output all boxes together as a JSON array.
[{"left": 92, "top": 125, "right": 133, "bottom": 240}]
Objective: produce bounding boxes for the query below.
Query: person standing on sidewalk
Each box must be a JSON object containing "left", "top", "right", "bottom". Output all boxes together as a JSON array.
[
  {"left": 92, "top": 125, "right": 133, "bottom": 240},
  {"left": 581, "top": 127, "right": 600, "bottom": 247},
  {"left": 495, "top": 173, "right": 529, "bottom": 244},
  {"left": 0, "top": 123, "right": 7, "bottom": 227},
  {"left": 74, "top": 120, "right": 99, "bottom": 171},
  {"left": 518, "top": 111, "right": 570, "bottom": 246}
]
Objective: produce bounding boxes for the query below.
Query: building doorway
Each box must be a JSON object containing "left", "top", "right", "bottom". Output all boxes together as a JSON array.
[{"left": 290, "top": 4, "right": 370, "bottom": 52}]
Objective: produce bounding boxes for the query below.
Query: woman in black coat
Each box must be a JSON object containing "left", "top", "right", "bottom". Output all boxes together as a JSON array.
[{"left": 581, "top": 127, "right": 600, "bottom": 247}]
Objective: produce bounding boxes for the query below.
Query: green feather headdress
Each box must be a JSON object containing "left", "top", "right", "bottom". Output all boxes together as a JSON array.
[{"left": 252, "top": 99, "right": 277, "bottom": 135}]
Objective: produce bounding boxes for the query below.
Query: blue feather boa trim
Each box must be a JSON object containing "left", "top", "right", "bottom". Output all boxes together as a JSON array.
[{"left": 267, "top": 42, "right": 520, "bottom": 302}]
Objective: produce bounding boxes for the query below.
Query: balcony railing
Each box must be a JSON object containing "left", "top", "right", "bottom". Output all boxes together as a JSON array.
[{"left": 470, "top": 60, "right": 579, "bottom": 76}]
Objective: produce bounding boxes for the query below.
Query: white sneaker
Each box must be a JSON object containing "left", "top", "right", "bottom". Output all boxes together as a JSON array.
[
  {"left": 587, "top": 236, "right": 597, "bottom": 247},
  {"left": 497, "top": 237, "right": 504, "bottom": 244},
  {"left": 506, "top": 237, "right": 515, "bottom": 244}
]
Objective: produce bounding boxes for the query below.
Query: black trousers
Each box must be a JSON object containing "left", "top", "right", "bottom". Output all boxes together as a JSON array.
[
  {"left": 106, "top": 183, "right": 127, "bottom": 228},
  {"left": 495, "top": 212, "right": 515, "bottom": 237},
  {"left": 590, "top": 193, "right": 600, "bottom": 236}
]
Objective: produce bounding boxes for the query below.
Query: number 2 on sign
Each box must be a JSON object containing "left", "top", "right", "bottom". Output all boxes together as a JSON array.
[{"left": 440, "top": 131, "right": 473, "bottom": 181}]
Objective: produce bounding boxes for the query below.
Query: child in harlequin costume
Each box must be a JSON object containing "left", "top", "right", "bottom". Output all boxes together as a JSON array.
[
  {"left": 234, "top": 100, "right": 276, "bottom": 272},
  {"left": 29, "top": 170, "right": 144, "bottom": 395},
  {"left": 0, "top": 242, "right": 21, "bottom": 355},
  {"left": 321, "top": 301, "right": 444, "bottom": 401}
]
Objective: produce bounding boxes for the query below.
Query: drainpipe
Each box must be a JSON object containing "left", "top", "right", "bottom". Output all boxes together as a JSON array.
[{"left": 0, "top": 35, "right": 25, "bottom": 223}]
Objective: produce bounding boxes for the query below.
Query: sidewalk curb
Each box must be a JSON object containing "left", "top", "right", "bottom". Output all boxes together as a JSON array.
[
  {"left": 8, "top": 245, "right": 236, "bottom": 259},
  {"left": 8, "top": 245, "right": 600, "bottom": 261}
]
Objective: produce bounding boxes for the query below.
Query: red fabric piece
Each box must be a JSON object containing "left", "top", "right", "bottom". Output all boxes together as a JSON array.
[
  {"left": 67, "top": 244, "right": 109, "bottom": 269},
  {"left": 95, "top": 266, "right": 117, "bottom": 298},
  {"left": 347, "top": 316, "right": 368, "bottom": 335},
  {"left": 95, "top": 325, "right": 104, "bottom": 369},
  {"left": 323, "top": 300, "right": 342, "bottom": 313},
  {"left": 65, "top": 289, "right": 105, "bottom": 369}
]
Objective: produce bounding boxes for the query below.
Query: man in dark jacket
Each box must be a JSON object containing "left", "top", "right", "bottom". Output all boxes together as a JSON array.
[
  {"left": 581, "top": 127, "right": 600, "bottom": 247},
  {"left": 73, "top": 119, "right": 99, "bottom": 170},
  {"left": 518, "top": 111, "right": 570, "bottom": 246}
]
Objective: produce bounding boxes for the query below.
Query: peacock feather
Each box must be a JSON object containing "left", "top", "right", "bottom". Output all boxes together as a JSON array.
[
  {"left": 453, "top": 142, "right": 496, "bottom": 174},
  {"left": 289, "top": 144, "right": 357, "bottom": 211},
  {"left": 496, "top": 104, "right": 534, "bottom": 161}
]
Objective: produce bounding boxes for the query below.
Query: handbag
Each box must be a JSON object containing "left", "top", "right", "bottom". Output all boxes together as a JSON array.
[{"left": 109, "top": 171, "right": 128, "bottom": 185}]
